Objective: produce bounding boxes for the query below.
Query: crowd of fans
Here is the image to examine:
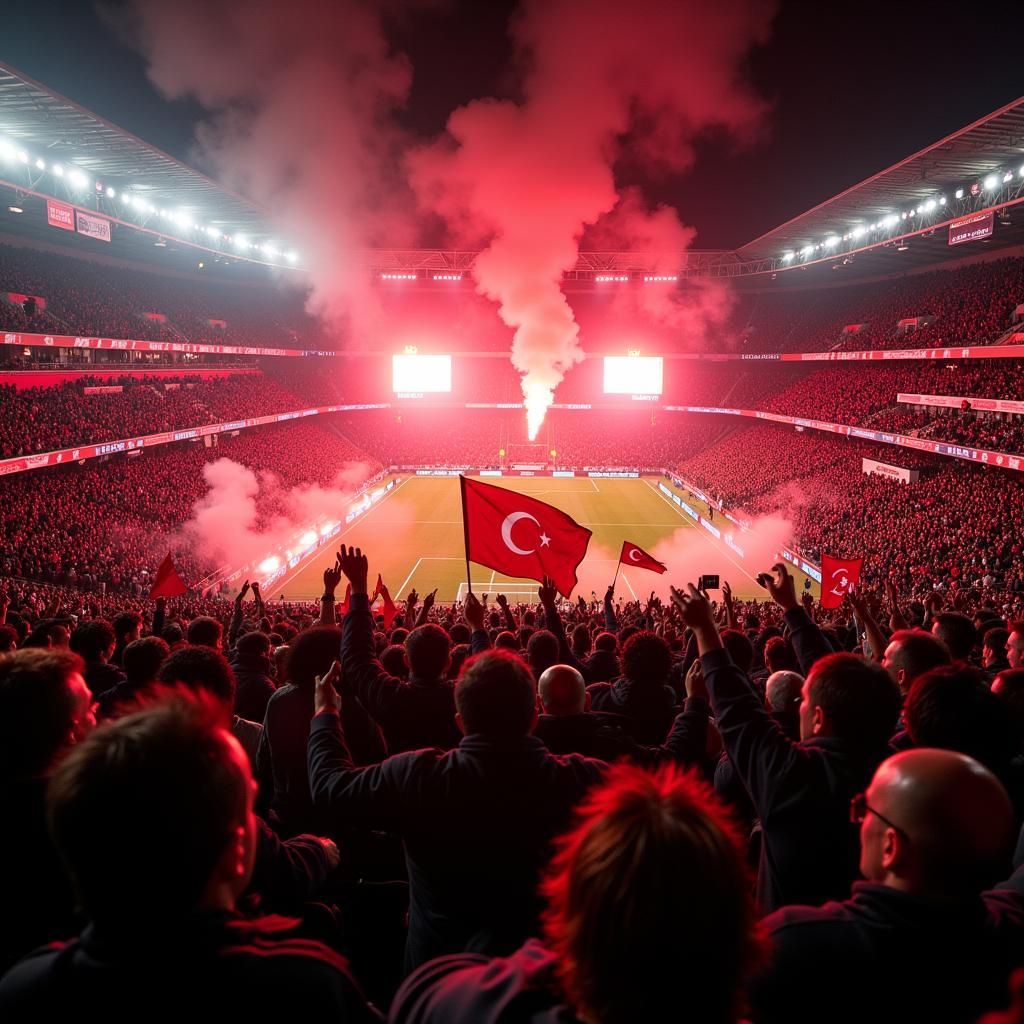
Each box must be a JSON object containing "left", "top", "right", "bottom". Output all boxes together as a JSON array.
[
  {"left": 735, "top": 255, "right": 1024, "bottom": 353},
  {"left": 0, "top": 242, "right": 319, "bottom": 349},
  {"left": 4, "top": 543, "right": 1024, "bottom": 1019}
]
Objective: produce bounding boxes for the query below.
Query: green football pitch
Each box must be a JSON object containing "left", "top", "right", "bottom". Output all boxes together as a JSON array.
[{"left": 275, "top": 474, "right": 815, "bottom": 604}]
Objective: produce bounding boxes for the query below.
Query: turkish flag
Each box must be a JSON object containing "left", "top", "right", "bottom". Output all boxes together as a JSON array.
[
  {"left": 820, "top": 554, "right": 862, "bottom": 609},
  {"left": 149, "top": 553, "right": 188, "bottom": 599},
  {"left": 374, "top": 574, "right": 398, "bottom": 629},
  {"left": 460, "top": 476, "right": 592, "bottom": 597},
  {"left": 619, "top": 541, "right": 667, "bottom": 574}
]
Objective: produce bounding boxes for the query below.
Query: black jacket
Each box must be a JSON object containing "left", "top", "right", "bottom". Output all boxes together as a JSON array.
[
  {"left": 750, "top": 879, "right": 1024, "bottom": 1024},
  {"left": 586, "top": 676, "right": 677, "bottom": 745},
  {"left": 342, "top": 593, "right": 461, "bottom": 754},
  {"left": 230, "top": 651, "right": 276, "bottom": 723},
  {"left": 702, "top": 645, "right": 889, "bottom": 912},
  {"left": 0, "top": 911, "right": 379, "bottom": 1022},
  {"left": 308, "top": 708, "right": 606, "bottom": 970},
  {"left": 82, "top": 661, "right": 125, "bottom": 699}
]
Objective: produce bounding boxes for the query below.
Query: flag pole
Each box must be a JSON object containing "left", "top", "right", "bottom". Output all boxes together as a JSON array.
[
  {"left": 611, "top": 561, "right": 621, "bottom": 590},
  {"left": 459, "top": 475, "right": 473, "bottom": 597}
]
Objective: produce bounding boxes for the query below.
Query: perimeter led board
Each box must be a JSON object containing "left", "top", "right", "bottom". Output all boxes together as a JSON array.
[
  {"left": 392, "top": 354, "right": 452, "bottom": 394},
  {"left": 603, "top": 356, "right": 664, "bottom": 396}
]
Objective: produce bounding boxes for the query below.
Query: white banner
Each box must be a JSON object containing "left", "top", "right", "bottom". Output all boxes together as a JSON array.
[
  {"left": 898, "top": 393, "right": 1024, "bottom": 415},
  {"left": 862, "top": 457, "right": 919, "bottom": 484},
  {"left": 75, "top": 211, "right": 111, "bottom": 242}
]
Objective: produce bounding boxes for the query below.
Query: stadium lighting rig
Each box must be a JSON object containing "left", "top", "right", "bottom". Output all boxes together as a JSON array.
[
  {"left": 782, "top": 159, "right": 1024, "bottom": 266},
  {"left": 0, "top": 132, "right": 301, "bottom": 268}
]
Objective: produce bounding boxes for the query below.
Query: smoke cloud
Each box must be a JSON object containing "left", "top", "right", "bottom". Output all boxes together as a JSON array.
[
  {"left": 114, "top": 0, "right": 423, "bottom": 335},
  {"left": 182, "top": 456, "right": 376, "bottom": 576},
  {"left": 410, "top": 0, "right": 774, "bottom": 437}
]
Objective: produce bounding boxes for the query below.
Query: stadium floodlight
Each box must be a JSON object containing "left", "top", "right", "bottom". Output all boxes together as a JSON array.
[
  {"left": 17, "top": 150, "right": 28, "bottom": 163},
  {"left": 955, "top": 188, "right": 964, "bottom": 199},
  {"left": 984, "top": 174, "right": 998, "bottom": 190},
  {"left": 924, "top": 199, "right": 935, "bottom": 212},
  {"left": 1020, "top": 165, "right": 1024, "bottom": 177},
  {"left": 824, "top": 235, "right": 839, "bottom": 247},
  {"left": 234, "top": 234, "right": 248, "bottom": 250},
  {"left": 52, "top": 163, "right": 64, "bottom": 177},
  {"left": 264, "top": 245, "right": 278, "bottom": 258},
  {"left": 0, "top": 138, "right": 14, "bottom": 160},
  {"left": 106, "top": 186, "right": 115, "bottom": 197},
  {"left": 68, "top": 168, "right": 89, "bottom": 189},
  {"left": 781, "top": 251, "right": 794, "bottom": 261},
  {"left": 851, "top": 226, "right": 865, "bottom": 239},
  {"left": 286, "top": 252, "right": 299, "bottom": 263},
  {"left": 34, "top": 158, "right": 45, "bottom": 170},
  {"left": 800, "top": 245, "right": 814, "bottom": 257},
  {"left": 1003, "top": 171, "right": 1014, "bottom": 183},
  {"left": 939, "top": 196, "right": 946, "bottom": 205}
]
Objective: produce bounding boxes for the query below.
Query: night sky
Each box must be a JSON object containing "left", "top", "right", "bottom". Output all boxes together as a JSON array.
[{"left": 2, "top": 0, "right": 1023, "bottom": 250}]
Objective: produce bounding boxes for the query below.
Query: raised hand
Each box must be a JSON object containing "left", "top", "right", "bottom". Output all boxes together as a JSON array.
[
  {"left": 422, "top": 588, "right": 438, "bottom": 613},
  {"left": 605, "top": 584, "right": 615, "bottom": 603},
  {"left": 722, "top": 580, "right": 734, "bottom": 609},
  {"left": 496, "top": 593, "right": 509, "bottom": 609},
  {"left": 539, "top": 576, "right": 558, "bottom": 607},
  {"left": 464, "top": 591, "right": 486, "bottom": 630},
  {"left": 235, "top": 580, "right": 250, "bottom": 605},
  {"left": 801, "top": 590, "right": 814, "bottom": 615},
  {"left": 684, "top": 657, "right": 708, "bottom": 702},
  {"left": 323, "top": 558, "right": 343, "bottom": 596},
  {"left": 669, "top": 583, "right": 717, "bottom": 634},
  {"left": 336, "top": 544, "right": 369, "bottom": 593},
  {"left": 314, "top": 660, "right": 343, "bottom": 714},
  {"left": 757, "top": 563, "right": 799, "bottom": 612}
]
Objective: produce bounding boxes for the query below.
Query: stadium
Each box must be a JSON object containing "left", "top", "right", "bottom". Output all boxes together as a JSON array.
[{"left": 3, "top": 3, "right": 1024, "bottom": 1019}]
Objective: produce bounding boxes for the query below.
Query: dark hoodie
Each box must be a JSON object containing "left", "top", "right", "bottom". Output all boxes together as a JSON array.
[
  {"left": 229, "top": 650, "right": 276, "bottom": 723},
  {"left": 585, "top": 676, "right": 677, "bottom": 745},
  {"left": 750, "top": 879, "right": 1024, "bottom": 1024}
]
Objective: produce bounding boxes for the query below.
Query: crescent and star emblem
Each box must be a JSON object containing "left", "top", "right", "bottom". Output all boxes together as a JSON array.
[
  {"left": 628, "top": 547, "right": 642, "bottom": 562},
  {"left": 501, "top": 512, "right": 551, "bottom": 555}
]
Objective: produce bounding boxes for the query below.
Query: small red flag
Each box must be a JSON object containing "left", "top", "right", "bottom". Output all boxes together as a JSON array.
[
  {"left": 149, "top": 553, "right": 188, "bottom": 599},
  {"left": 374, "top": 574, "right": 398, "bottom": 630},
  {"left": 338, "top": 583, "right": 352, "bottom": 618},
  {"left": 461, "top": 476, "right": 592, "bottom": 597},
  {"left": 820, "top": 554, "right": 862, "bottom": 609},
  {"left": 619, "top": 541, "right": 667, "bottom": 574}
]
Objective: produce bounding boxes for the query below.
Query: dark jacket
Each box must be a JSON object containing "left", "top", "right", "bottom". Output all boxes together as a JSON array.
[
  {"left": 258, "top": 670, "right": 384, "bottom": 836},
  {"left": 586, "top": 676, "right": 677, "bottom": 745},
  {"left": 230, "top": 651, "right": 276, "bottom": 723},
  {"left": 82, "top": 661, "right": 125, "bottom": 698},
  {"left": 0, "top": 778, "right": 80, "bottom": 975},
  {"left": 0, "top": 911, "right": 379, "bottom": 1022},
  {"left": 342, "top": 593, "right": 461, "bottom": 754},
  {"left": 582, "top": 648, "right": 618, "bottom": 684},
  {"left": 536, "top": 700, "right": 710, "bottom": 767},
  {"left": 308, "top": 708, "right": 606, "bottom": 970},
  {"left": 389, "top": 939, "right": 575, "bottom": 1024},
  {"left": 750, "top": 880, "right": 1024, "bottom": 1024},
  {"left": 702, "top": 644, "right": 889, "bottom": 912}
]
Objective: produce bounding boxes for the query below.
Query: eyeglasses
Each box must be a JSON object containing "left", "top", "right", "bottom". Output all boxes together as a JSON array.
[{"left": 849, "top": 792, "right": 906, "bottom": 836}]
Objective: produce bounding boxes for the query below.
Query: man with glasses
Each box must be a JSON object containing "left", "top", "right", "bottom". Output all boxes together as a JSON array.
[{"left": 749, "top": 748, "right": 1024, "bottom": 1024}]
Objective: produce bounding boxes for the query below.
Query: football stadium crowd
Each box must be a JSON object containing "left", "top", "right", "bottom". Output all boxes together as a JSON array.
[
  {"left": 4, "top": 543, "right": 1024, "bottom": 1021},
  {"left": 5, "top": 247, "right": 1024, "bottom": 1023}
]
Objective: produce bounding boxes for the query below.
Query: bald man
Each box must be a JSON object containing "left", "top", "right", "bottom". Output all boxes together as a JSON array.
[
  {"left": 749, "top": 749, "right": 1024, "bottom": 1024},
  {"left": 533, "top": 664, "right": 708, "bottom": 766}
]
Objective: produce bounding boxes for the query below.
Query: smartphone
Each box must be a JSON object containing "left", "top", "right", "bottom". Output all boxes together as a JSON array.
[{"left": 699, "top": 574, "right": 720, "bottom": 591}]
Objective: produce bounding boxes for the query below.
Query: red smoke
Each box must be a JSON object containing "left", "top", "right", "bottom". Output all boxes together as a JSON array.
[
  {"left": 410, "top": 0, "right": 774, "bottom": 437},
  {"left": 116, "top": 0, "right": 422, "bottom": 336}
]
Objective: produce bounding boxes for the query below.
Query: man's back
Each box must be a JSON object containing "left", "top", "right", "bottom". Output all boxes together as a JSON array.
[
  {"left": 309, "top": 711, "right": 605, "bottom": 968},
  {"left": 0, "top": 912, "right": 378, "bottom": 1022},
  {"left": 750, "top": 881, "right": 1024, "bottom": 1024}
]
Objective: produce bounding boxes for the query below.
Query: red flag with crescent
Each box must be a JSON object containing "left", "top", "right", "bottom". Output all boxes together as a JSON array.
[
  {"left": 618, "top": 541, "right": 667, "bottom": 574},
  {"left": 820, "top": 554, "right": 862, "bottom": 609},
  {"left": 460, "top": 476, "right": 592, "bottom": 597}
]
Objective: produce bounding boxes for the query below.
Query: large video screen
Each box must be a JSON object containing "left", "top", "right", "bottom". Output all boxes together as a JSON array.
[
  {"left": 603, "top": 356, "right": 664, "bottom": 395},
  {"left": 392, "top": 354, "right": 452, "bottom": 394}
]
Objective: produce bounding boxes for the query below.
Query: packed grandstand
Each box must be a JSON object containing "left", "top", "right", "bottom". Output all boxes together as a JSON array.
[{"left": 5, "top": 49, "right": 1024, "bottom": 1024}]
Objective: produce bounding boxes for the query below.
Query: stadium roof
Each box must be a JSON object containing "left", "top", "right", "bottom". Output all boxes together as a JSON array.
[
  {"left": 0, "top": 62, "right": 275, "bottom": 241},
  {"left": 738, "top": 95, "right": 1024, "bottom": 267}
]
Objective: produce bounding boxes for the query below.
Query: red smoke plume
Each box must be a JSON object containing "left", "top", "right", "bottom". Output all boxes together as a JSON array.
[
  {"left": 410, "top": 0, "right": 774, "bottom": 437},
  {"left": 116, "top": 0, "right": 422, "bottom": 336}
]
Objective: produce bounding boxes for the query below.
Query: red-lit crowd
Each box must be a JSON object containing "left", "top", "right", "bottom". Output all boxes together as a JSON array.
[{"left": 3, "top": 544, "right": 1024, "bottom": 1021}]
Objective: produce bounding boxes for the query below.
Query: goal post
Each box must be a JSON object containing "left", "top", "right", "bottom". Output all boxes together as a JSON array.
[{"left": 454, "top": 581, "right": 539, "bottom": 605}]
